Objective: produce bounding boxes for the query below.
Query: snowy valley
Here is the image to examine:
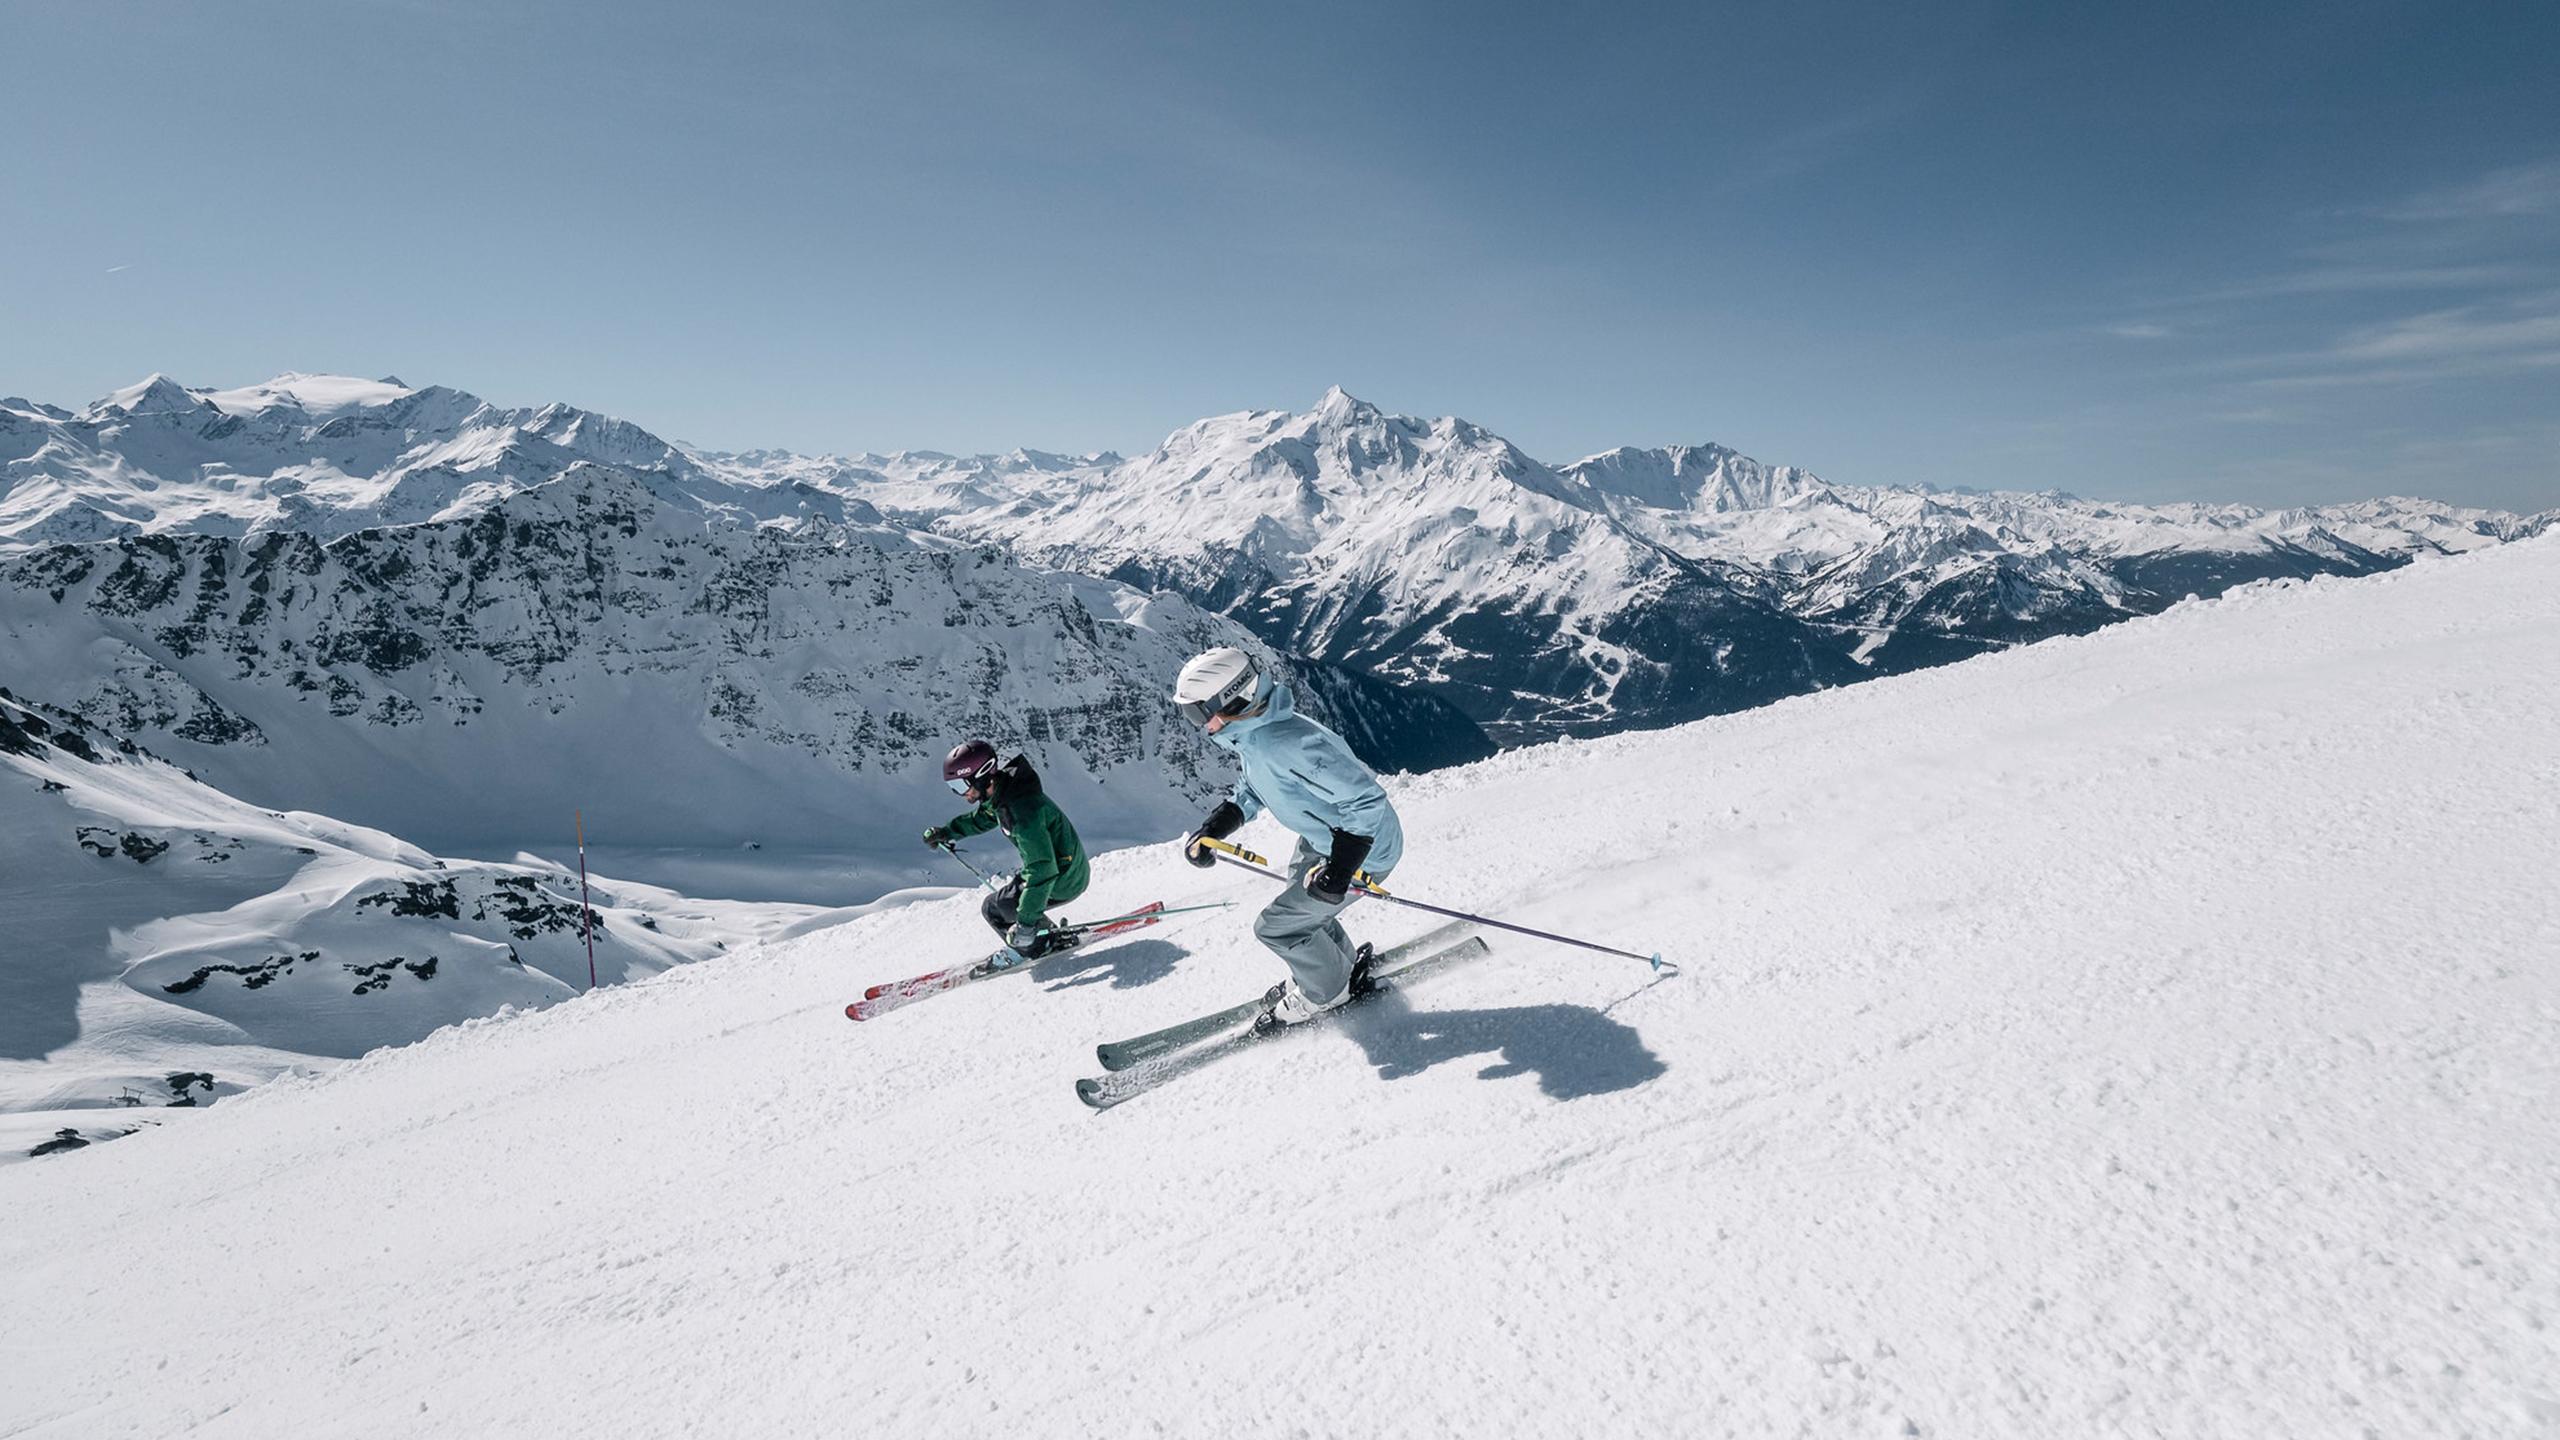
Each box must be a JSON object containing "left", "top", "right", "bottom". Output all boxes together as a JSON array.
[{"left": 0, "top": 687, "right": 828, "bottom": 1163}]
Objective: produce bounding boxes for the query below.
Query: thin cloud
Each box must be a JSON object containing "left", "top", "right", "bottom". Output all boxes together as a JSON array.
[
  {"left": 2377, "top": 159, "right": 2560, "bottom": 221},
  {"left": 1737, "top": 93, "right": 1920, "bottom": 186},
  {"left": 2132, "top": 161, "right": 2560, "bottom": 316},
  {"left": 2242, "top": 350, "right": 2560, "bottom": 392},
  {"left": 2102, "top": 322, "right": 2175, "bottom": 340},
  {"left": 2171, "top": 262, "right": 2529, "bottom": 305},
  {"left": 2189, "top": 291, "right": 2560, "bottom": 392},
  {"left": 105, "top": 264, "right": 132, "bottom": 274},
  {"left": 2333, "top": 298, "right": 2560, "bottom": 361},
  {"left": 2120, "top": 164, "right": 2560, "bottom": 401}
]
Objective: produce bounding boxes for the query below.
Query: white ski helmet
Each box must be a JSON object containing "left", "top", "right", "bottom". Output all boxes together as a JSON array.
[{"left": 1172, "top": 646, "right": 1267, "bottom": 728}]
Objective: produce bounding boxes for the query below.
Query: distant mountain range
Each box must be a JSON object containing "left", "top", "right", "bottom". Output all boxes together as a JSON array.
[
  {"left": 4, "top": 373, "right": 2544, "bottom": 780},
  {"left": 698, "top": 386, "right": 2551, "bottom": 740}
]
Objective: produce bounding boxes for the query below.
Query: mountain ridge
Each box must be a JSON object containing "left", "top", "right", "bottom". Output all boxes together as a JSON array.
[
  {"left": 7, "top": 373, "right": 2547, "bottom": 749},
  {"left": 0, "top": 461, "right": 1438, "bottom": 899}
]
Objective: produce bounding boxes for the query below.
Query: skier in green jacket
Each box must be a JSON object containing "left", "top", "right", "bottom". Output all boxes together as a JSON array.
[{"left": 923, "top": 738, "right": 1090, "bottom": 964}]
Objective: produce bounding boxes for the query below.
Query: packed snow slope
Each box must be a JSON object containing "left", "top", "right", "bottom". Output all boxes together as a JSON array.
[{"left": 5, "top": 538, "right": 2556, "bottom": 1437}]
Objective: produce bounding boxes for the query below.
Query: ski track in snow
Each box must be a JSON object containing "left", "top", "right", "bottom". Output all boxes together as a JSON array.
[{"left": 3, "top": 540, "right": 2557, "bottom": 1437}]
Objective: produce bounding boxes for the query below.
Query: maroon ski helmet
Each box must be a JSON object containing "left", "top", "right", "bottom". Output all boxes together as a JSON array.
[{"left": 942, "top": 739, "right": 999, "bottom": 788}]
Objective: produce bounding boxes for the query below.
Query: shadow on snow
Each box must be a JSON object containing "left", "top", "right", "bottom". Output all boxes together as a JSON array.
[
  {"left": 1335, "top": 985, "right": 1667, "bottom": 1101},
  {"left": 1032, "top": 937, "right": 1187, "bottom": 992}
]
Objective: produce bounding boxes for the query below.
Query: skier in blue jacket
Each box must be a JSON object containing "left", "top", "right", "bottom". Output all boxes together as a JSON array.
[{"left": 1171, "top": 646, "right": 1404, "bottom": 1027}]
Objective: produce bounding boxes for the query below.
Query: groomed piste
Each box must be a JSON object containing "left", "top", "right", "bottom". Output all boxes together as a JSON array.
[{"left": 3, "top": 536, "right": 2554, "bottom": 1437}]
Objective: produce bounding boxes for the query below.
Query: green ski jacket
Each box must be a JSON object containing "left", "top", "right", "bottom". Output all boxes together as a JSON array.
[{"left": 942, "top": 755, "right": 1089, "bottom": 930}]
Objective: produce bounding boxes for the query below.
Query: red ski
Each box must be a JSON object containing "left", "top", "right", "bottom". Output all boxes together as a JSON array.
[{"left": 847, "top": 902, "right": 1178, "bottom": 1022}]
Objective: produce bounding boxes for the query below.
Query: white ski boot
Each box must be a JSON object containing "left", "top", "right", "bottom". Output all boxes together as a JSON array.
[{"left": 1257, "top": 976, "right": 1354, "bottom": 1033}]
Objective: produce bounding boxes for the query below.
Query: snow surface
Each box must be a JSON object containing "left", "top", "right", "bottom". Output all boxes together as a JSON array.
[{"left": 2, "top": 535, "right": 2555, "bottom": 1437}]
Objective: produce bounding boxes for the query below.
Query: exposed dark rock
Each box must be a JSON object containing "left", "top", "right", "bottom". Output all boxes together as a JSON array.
[
  {"left": 345, "top": 954, "right": 438, "bottom": 995},
  {"left": 161, "top": 951, "right": 318, "bottom": 994},
  {"left": 356, "top": 879, "right": 462, "bottom": 919},
  {"left": 476, "top": 875, "right": 600, "bottom": 940}
]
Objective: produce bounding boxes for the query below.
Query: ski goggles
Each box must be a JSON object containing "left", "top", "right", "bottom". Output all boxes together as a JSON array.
[
  {"left": 1177, "top": 697, "right": 1252, "bottom": 730},
  {"left": 945, "top": 777, "right": 977, "bottom": 796}
]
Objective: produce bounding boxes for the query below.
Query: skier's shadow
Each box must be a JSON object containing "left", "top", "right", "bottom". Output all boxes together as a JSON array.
[
  {"left": 1034, "top": 938, "right": 1185, "bottom": 993},
  {"left": 1334, "top": 986, "right": 1666, "bottom": 1100}
]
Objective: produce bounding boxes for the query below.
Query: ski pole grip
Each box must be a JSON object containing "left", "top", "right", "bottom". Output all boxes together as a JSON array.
[{"left": 1201, "top": 835, "right": 1271, "bottom": 868}]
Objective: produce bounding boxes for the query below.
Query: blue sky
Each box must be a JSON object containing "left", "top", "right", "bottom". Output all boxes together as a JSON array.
[{"left": 4, "top": 0, "right": 2554, "bottom": 509}]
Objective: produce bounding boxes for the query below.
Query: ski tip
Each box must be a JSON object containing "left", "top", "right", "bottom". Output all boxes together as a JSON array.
[
  {"left": 1074, "top": 1078, "right": 1115, "bottom": 1111},
  {"left": 845, "top": 1003, "right": 868, "bottom": 1021}
]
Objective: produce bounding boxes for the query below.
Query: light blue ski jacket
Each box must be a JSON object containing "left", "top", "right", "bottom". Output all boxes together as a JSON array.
[{"left": 1212, "top": 682, "right": 1403, "bottom": 876}]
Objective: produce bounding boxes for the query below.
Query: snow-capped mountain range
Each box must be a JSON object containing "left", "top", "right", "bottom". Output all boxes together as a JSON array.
[
  {"left": 782, "top": 387, "right": 2551, "bottom": 739},
  {"left": 0, "top": 372, "right": 845, "bottom": 544},
  {"left": 5, "top": 370, "right": 2546, "bottom": 767}
]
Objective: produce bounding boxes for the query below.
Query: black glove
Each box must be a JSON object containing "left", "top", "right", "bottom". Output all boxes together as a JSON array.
[
  {"left": 922, "top": 826, "right": 954, "bottom": 849},
  {"left": 1305, "top": 827, "right": 1375, "bottom": 903},
  {"left": 1183, "top": 801, "right": 1246, "bottom": 868}
]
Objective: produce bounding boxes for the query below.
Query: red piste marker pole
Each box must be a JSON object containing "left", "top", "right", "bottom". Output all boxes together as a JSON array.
[{"left": 576, "top": 809, "right": 596, "bottom": 991}]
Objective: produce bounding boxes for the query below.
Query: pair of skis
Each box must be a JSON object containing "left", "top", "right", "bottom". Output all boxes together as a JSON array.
[
  {"left": 845, "top": 901, "right": 1187, "bottom": 1021},
  {"left": 1075, "top": 923, "right": 1492, "bottom": 1110}
]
